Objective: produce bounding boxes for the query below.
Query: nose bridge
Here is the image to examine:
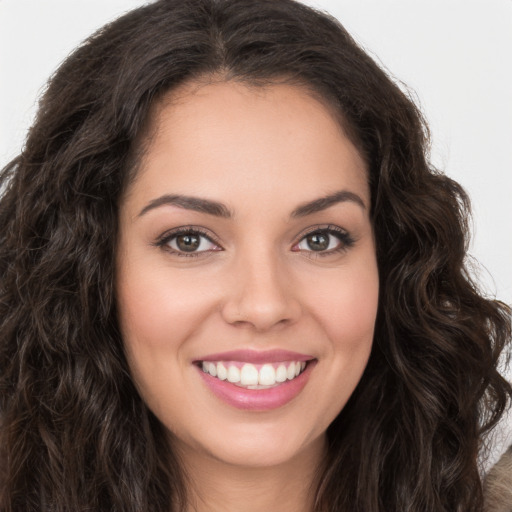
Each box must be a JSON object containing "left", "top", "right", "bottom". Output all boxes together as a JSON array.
[{"left": 221, "top": 241, "right": 300, "bottom": 330}]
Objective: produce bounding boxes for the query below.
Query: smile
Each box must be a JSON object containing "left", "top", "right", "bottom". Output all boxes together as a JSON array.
[
  {"left": 195, "top": 351, "right": 317, "bottom": 410},
  {"left": 200, "top": 360, "right": 308, "bottom": 389}
]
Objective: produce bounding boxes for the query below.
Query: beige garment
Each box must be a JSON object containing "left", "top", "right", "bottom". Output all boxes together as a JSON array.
[{"left": 484, "top": 445, "right": 512, "bottom": 512}]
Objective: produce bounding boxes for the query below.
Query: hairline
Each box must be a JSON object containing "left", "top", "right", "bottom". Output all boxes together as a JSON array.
[{"left": 121, "top": 73, "right": 370, "bottom": 205}]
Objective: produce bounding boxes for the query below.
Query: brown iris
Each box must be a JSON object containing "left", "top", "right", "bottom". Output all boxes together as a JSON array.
[
  {"left": 176, "top": 233, "right": 200, "bottom": 252},
  {"left": 306, "top": 232, "right": 329, "bottom": 251}
]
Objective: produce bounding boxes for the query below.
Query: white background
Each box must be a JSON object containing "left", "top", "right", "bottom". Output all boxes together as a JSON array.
[{"left": 1, "top": 0, "right": 511, "bottom": 462}]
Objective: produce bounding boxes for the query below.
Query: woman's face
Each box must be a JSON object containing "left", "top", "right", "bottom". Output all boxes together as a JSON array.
[{"left": 117, "top": 81, "right": 379, "bottom": 469}]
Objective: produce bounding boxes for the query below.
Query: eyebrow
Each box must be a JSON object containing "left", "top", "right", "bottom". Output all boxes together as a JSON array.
[
  {"left": 138, "top": 194, "right": 232, "bottom": 218},
  {"left": 290, "top": 190, "right": 366, "bottom": 217},
  {"left": 138, "top": 189, "right": 366, "bottom": 219}
]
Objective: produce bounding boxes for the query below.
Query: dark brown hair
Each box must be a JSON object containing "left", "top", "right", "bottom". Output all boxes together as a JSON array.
[{"left": 0, "top": 0, "right": 510, "bottom": 510}]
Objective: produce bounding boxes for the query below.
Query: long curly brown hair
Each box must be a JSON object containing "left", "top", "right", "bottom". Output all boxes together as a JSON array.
[{"left": 0, "top": 0, "right": 510, "bottom": 510}]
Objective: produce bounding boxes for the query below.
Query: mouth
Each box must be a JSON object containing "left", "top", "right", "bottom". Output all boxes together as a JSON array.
[
  {"left": 194, "top": 350, "right": 317, "bottom": 410},
  {"left": 198, "top": 360, "right": 309, "bottom": 389}
]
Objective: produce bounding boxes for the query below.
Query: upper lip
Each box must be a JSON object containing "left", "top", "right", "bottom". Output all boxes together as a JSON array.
[{"left": 195, "top": 349, "right": 314, "bottom": 364}]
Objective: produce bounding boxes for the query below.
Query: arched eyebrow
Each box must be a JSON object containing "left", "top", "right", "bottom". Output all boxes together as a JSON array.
[
  {"left": 138, "top": 194, "right": 232, "bottom": 218},
  {"left": 138, "top": 189, "right": 365, "bottom": 219},
  {"left": 290, "top": 190, "right": 366, "bottom": 218}
]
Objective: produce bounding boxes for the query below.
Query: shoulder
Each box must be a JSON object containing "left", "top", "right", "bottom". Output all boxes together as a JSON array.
[{"left": 484, "top": 445, "right": 512, "bottom": 512}]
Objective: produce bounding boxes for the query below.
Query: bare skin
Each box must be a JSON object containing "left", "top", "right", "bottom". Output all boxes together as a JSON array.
[
  {"left": 117, "top": 81, "right": 378, "bottom": 512},
  {"left": 180, "top": 433, "right": 326, "bottom": 512}
]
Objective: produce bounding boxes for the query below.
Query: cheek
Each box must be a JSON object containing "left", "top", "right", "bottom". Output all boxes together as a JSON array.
[
  {"left": 311, "top": 261, "right": 378, "bottom": 344},
  {"left": 304, "top": 256, "right": 379, "bottom": 398},
  {"left": 115, "top": 263, "right": 212, "bottom": 414},
  {"left": 328, "top": 279, "right": 378, "bottom": 343},
  {"left": 116, "top": 259, "right": 215, "bottom": 351}
]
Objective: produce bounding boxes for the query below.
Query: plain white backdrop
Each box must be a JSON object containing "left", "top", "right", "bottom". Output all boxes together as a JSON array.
[{"left": 1, "top": 0, "right": 511, "bottom": 462}]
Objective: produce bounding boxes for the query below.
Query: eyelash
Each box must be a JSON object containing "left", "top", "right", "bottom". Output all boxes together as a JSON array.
[
  {"left": 292, "top": 225, "right": 355, "bottom": 258},
  {"left": 154, "top": 226, "right": 221, "bottom": 258},
  {"left": 154, "top": 224, "right": 355, "bottom": 258}
]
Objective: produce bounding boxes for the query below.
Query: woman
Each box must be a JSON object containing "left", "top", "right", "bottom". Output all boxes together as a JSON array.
[{"left": 0, "top": 0, "right": 510, "bottom": 510}]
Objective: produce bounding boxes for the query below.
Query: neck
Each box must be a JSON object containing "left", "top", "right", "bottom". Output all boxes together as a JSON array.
[{"left": 178, "top": 435, "right": 326, "bottom": 512}]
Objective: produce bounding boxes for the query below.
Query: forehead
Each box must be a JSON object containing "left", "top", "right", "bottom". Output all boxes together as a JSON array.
[{"left": 125, "top": 81, "right": 369, "bottom": 216}]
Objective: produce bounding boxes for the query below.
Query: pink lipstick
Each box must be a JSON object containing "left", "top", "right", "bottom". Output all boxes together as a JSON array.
[{"left": 194, "top": 349, "right": 316, "bottom": 411}]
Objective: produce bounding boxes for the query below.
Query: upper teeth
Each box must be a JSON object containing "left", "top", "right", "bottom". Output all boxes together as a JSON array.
[{"left": 201, "top": 361, "right": 307, "bottom": 388}]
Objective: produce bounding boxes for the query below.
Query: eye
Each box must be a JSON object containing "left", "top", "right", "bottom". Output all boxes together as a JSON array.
[
  {"left": 156, "top": 228, "right": 221, "bottom": 256},
  {"left": 292, "top": 226, "right": 354, "bottom": 254}
]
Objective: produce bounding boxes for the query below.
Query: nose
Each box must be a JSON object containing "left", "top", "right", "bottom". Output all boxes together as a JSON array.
[{"left": 221, "top": 249, "right": 302, "bottom": 332}]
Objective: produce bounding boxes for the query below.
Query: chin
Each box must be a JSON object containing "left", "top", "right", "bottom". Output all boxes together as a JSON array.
[{"left": 171, "top": 418, "right": 325, "bottom": 470}]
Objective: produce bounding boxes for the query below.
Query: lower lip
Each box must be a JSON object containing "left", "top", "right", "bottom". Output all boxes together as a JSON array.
[{"left": 196, "top": 361, "right": 316, "bottom": 411}]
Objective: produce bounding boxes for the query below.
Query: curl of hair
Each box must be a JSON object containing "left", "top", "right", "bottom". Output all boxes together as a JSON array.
[{"left": 0, "top": 1, "right": 510, "bottom": 510}]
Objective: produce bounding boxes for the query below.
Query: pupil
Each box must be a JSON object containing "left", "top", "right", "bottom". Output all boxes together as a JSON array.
[
  {"left": 307, "top": 233, "right": 329, "bottom": 251},
  {"left": 177, "top": 234, "right": 200, "bottom": 252}
]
